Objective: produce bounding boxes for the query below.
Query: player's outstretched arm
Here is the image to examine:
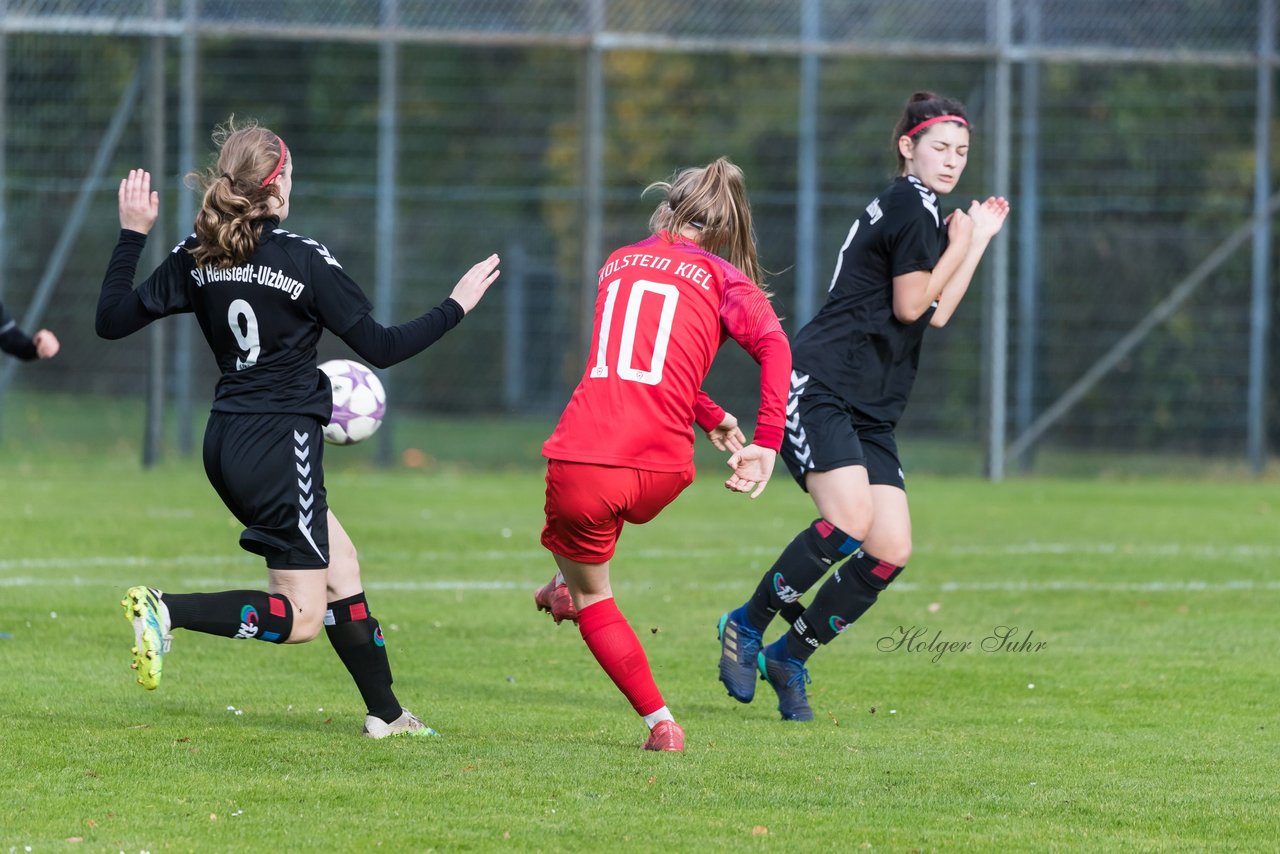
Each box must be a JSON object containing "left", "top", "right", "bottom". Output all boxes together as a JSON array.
[
  {"left": 337, "top": 254, "right": 502, "bottom": 368},
  {"left": 724, "top": 444, "right": 777, "bottom": 499},
  {"left": 119, "top": 169, "right": 160, "bottom": 235},
  {"left": 448, "top": 254, "right": 501, "bottom": 315}
]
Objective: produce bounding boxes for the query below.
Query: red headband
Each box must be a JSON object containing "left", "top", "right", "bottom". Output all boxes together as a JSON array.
[
  {"left": 261, "top": 137, "right": 288, "bottom": 187},
  {"left": 903, "top": 114, "right": 968, "bottom": 139}
]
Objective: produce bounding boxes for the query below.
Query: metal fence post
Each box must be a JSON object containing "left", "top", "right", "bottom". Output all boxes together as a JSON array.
[
  {"left": 579, "top": 0, "right": 605, "bottom": 358},
  {"left": 142, "top": 2, "right": 167, "bottom": 468},
  {"left": 1015, "top": 0, "right": 1042, "bottom": 472},
  {"left": 985, "top": 0, "right": 1013, "bottom": 481},
  {"left": 374, "top": 0, "right": 400, "bottom": 467},
  {"left": 1246, "top": 0, "right": 1275, "bottom": 473},
  {"left": 174, "top": 0, "right": 198, "bottom": 457},
  {"left": 793, "top": 0, "right": 821, "bottom": 328}
]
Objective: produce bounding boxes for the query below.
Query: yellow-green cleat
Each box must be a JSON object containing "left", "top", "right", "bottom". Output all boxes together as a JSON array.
[{"left": 121, "top": 586, "right": 172, "bottom": 690}]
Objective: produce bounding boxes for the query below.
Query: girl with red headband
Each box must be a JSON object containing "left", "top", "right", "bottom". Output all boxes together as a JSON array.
[
  {"left": 96, "top": 117, "right": 501, "bottom": 738},
  {"left": 716, "top": 91, "right": 1009, "bottom": 720}
]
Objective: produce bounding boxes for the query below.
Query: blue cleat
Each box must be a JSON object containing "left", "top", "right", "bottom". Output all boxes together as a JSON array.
[
  {"left": 758, "top": 641, "right": 814, "bottom": 721},
  {"left": 717, "top": 606, "right": 763, "bottom": 703}
]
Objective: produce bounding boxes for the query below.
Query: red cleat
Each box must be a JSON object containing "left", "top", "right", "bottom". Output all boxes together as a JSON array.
[
  {"left": 642, "top": 720, "right": 685, "bottom": 753},
  {"left": 533, "top": 576, "right": 578, "bottom": 625}
]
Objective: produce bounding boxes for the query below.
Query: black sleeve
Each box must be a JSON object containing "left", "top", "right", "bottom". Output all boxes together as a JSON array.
[
  {"left": 888, "top": 199, "right": 942, "bottom": 278},
  {"left": 0, "top": 301, "right": 38, "bottom": 360},
  {"left": 96, "top": 230, "right": 163, "bottom": 339},
  {"left": 336, "top": 298, "right": 466, "bottom": 369}
]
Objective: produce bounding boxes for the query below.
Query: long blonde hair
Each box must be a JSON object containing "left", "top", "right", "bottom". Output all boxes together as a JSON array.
[
  {"left": 646, "top": 157, "right": 768, "bottom": 292},
  {"left": 187, "top": 117, "right": 288, "bottom": 268}
]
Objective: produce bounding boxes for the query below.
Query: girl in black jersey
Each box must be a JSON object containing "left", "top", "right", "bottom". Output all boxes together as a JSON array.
[
  {"left": 716, "top": 92, "right": 1009, "bottom": 720},
  {"left": 97, "top": 118, "right": 500, "bottom": 737}
]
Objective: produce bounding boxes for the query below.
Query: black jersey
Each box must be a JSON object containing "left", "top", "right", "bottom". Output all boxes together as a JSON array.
[
  {"left": 117, "top": 220, "right": 372, "bottom": 420},
  {"left": 791, "top": 175, "right": 947, "bottom": 427}
]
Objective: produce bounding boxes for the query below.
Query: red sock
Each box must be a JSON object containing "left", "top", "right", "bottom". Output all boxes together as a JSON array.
[{"left": 577, "top": 598, "right": 664, "bottom": 716}]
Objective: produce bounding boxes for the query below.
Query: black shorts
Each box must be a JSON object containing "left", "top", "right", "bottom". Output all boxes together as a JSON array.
[
  {"left": 203, "top": 411, "right": 330, "bottom": 569},
  {"left": 780, "top": 374, "right": 906, "bottom": 492}
]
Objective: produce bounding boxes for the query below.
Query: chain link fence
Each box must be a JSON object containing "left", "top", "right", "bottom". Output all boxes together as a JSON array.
[{"left": 1, "top": 0, "right": 1276, "bottom": 474}]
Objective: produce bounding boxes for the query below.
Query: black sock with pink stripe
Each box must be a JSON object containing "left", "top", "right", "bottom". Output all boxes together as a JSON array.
[
  {"left": 745, "top": 519, "right": 863, "bottom": 630},
  {"left": 324, "top": 592, "right": 401, "bottom": 724},
  {"left": 784, "top": 551, "right": 904, "bottom": 661},
  {"left": 162, "top": 590, "right": 293, "bottom": 643}
]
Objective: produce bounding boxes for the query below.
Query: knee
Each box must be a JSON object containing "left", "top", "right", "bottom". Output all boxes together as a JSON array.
[
  {"left": 325, "top": 555, "right": 362, "bottom": 602},
  {"left": 330, "top": 536, "right": 358, "bottom": 571},
  {"left": 873, "top": 540, "right": 912, "bottom": 569},
  {"left": 285, "top": 607, "right": 324, "bottom": 644},
  {"left": 825, "top": 501, "right": 873, "bottom": 541}
]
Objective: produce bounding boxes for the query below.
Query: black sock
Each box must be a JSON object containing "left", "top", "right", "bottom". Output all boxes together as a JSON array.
[
  {"left": 745, "top": 519, "right": 863, "bottom": 630},
  {"left": 784, "top": 551, "right": 904, "bottom": 661},
  {"left": 324, "top": 592, "right": 400, "bottom": 723},
  {"left": 162, "top": 590, "right": 293, "bottom": 643}
]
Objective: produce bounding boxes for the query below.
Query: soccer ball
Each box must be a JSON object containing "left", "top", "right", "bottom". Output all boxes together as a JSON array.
[{"left": 319, "top": 359, "right": 386, "bottom": 445}]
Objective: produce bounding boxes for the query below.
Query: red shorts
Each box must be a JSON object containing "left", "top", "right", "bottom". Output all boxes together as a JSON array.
[{"left": 541, "top": 459, "right": 696, "bottom": 564}]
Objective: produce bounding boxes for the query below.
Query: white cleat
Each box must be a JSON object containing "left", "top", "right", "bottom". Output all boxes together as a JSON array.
[{"left": 362, "top": 708, "right": 440, "bottom": 739}]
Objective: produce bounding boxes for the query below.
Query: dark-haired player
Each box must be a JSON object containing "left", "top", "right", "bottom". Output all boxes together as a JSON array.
[
  {"left": 716, "top": 91, "right": 1009, "bottom": 720},
  {"left": 97, "top": 117, "right": 500, "bottom": 737}
]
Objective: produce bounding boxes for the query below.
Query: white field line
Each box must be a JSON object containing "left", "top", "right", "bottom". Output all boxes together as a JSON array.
[
  {"left": 4, "top": 577, "right": 1277, "bottom": 594},
  {"left": 1, "top": 539, "right": 1278, "bottom": 595},
  {"left": 4, "top": 540, "right": 1280, "bottom": 572}
]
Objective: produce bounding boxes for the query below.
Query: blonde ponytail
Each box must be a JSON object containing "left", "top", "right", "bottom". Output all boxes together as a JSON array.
[
  {"left": 187, "top": 117, "right": 288, "bottom": 268},
  {"left": 646, "top": 157, "right": 768, "bottom": 293}
]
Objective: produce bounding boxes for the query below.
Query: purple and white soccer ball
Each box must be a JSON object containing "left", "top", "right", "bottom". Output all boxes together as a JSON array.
[{"left": 319, "top": 359, "right": 386, "bottom": 445}]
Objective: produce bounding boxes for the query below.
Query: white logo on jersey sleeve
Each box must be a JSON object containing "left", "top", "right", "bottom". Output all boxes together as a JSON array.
[
  {"left": 908, "top": 176, "right": 940, "bottom": 227},
  {"left": 865, "top": 198, "right": 883, "bottom": 224},
  {"left": 272, "top": 228, "right": 343, "bottom": 268}
]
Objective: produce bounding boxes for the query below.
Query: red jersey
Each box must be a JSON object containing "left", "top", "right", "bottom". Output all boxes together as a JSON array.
[{"left": 543, "top": 232, "right": 790, "bottom": 473}]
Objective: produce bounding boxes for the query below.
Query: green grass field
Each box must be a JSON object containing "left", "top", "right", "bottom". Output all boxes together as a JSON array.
[{"left": 2, "top": 394, "right": 1277, "bottom": 851}]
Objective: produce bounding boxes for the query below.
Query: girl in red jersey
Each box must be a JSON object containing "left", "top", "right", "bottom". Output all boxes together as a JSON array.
[
  {"left": 536, "top": 157, "right": 791, "bottom": 752},
  {"left": 716, "top": 92, "right": 1009, "bottom": 721}
]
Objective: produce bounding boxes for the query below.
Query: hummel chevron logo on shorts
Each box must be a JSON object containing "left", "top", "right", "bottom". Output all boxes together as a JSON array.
[
  {"left": 786, "top": 370, "right": 814, "bottom": 469},
  {"left": 294, "top": 430, "right": 325, "bottom": 562}
]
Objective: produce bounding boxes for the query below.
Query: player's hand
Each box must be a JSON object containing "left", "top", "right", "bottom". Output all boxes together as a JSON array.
[
  {"left": 705, "top": 412, "right": 746, "bottom": 452},
  {"left": 449, "top": 254, "right": 501, "bottom": 315},
  {"left": 118, "top": 169, "right": 160, "bottom": 235},
  {"left": 945, "top": 206, "right": 974, "bottom": 247},
  {"left": 33, "top": 329, "right": 60, "bottom": 359},
  {"left": 968, "top": 196, "right": 1010, "bottom": 242},
  {"left": 724, "top": 444, "right": 776, "bottom": 499}
]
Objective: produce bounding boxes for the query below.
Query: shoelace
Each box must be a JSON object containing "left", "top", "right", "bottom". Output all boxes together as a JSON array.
[{"left": 786, "top": 663, "right": 812, "bottom": 692}]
